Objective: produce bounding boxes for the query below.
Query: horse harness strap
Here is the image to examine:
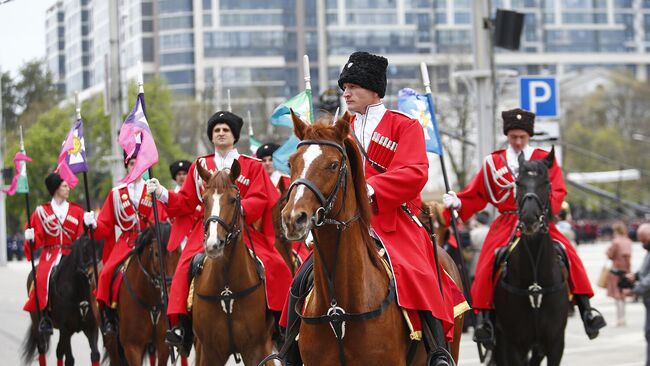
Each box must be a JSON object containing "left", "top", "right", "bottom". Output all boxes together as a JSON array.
[{"left": 121, "top": 259, "right": 163, "bottom": 325}]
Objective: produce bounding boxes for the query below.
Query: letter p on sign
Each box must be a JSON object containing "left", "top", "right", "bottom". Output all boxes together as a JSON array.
[{"left": 519, "top": 76, "right": 558, "bottom": 118}]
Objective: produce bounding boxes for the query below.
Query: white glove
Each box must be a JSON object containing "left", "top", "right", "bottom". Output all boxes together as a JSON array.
[
  {"left": 84, "top": 211, "right": 97, "bottom": 228},
  {"left": 24, "top": 228, "right": 34, "bottom": 241},
  {"left": 146, "top": 178, "right": 168, "bottom": 200},
  {"left": 442, "top": 191, "right": 461, "bottom": 210}
]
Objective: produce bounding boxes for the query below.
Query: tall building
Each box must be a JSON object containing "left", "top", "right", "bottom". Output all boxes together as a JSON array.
[
  {"left": 47, "top": 0, "right": 650, "bottom": 110},
  {"left": 45, "top": 2, "right": 66, "bottom": 94}
]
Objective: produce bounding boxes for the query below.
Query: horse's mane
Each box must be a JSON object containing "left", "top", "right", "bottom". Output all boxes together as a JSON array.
[
  {"left": 206, "top": 169, "right": 233, "bottom": 193},
  {"left": 135, "top": 221, "right": 171, "bottom": 254},
  {"left": 304, "top": 116, "right": 381, "bottom": 268}
]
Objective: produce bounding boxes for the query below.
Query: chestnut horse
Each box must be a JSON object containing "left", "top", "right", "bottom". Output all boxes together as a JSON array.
[
  {"left": 272, "top": 178, "right": 302, "bottom": 275},
  {"left": 191, "top": 161, "right": 274, "bottom": 365},
  {"left": 104, "top": 222, "right": 181, "bottom": 366},
  {"left": 420, "top": 201, "right": 449, "bottom": 248},
  {"left": 281, "top": 112, "right": 464, "bottom": 365}
]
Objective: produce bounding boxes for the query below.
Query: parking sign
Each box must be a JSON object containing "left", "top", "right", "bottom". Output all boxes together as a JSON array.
[{"left": 520, "top": 76, "right": 558, "bottom": 117}]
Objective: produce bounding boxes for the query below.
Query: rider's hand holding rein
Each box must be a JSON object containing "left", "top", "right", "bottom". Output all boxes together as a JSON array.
[
  {"left": 442, "top": 191, "right": 461, "bottom": 210},
  {"left": 146, "top": 178, "right": 169, "bottom": 203}
]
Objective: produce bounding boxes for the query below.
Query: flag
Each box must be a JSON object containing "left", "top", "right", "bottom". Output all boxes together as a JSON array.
[
  {"left": 270, "top": 90, "right": 313, "bottom": 128},
  {"left": 55, "top": 119, "right": 88, "bottom": 188},
  {"left": 249, "top": 124, "right": 262, "bottom": 155},
  {"left": 273, "top": 135, "right": 300, "bottom": 174},
  {"left": 397, "top": 88, "right": 443, "bottom": 155},
  {"left": 118, "top": 92, "right": 159, "bottom": 184},
  {"left": 2, "top": 150, "right": 31, "bottom": 196},
  {"left": 270, "top": 90, "right": 313, "bottom": 173}
]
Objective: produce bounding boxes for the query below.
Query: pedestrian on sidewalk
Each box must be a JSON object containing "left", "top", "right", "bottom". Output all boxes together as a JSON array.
[
  {"left": 624, "top": 223, "right": 650, "bottom": 366},
  {"left": 607, "top": 221, "right": 633, "bottom": 326}
]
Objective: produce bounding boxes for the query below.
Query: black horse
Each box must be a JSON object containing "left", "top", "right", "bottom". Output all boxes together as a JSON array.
[
  {"left": 492, "top": 148, "right": 570, "bottom": 366},
  {"left": 21, "top": 235, "right": 103, "bottom": 366}
]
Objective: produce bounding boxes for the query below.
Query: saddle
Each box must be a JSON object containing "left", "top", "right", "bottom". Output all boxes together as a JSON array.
[{"left": 492, "top": 238, "right": 569, "bottom": 281}]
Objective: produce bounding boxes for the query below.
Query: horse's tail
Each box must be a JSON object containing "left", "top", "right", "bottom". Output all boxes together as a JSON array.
[{"left": 21, "top": 323, "right": 50, "bottom": 364}]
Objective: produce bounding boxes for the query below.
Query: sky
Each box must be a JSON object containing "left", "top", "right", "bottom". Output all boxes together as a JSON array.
[{"left": 0, "top": 0, "right": 50, "bottom": 77}]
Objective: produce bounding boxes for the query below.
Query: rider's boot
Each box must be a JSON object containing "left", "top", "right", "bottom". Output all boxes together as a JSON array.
[
  {"left": 165, "top": 313, "right": 193, "bottom": 357},
  {"left": 575, "top": 294, "right": 606, "bottom": 339},
  {"left": 101, "top": 306, "right": 117, "bottom": 336},
  {"left": 472, "top": 309, "right": 495, "bottom": 350},
  {"left": 37, "top": 309, "right": 54, "bottom": 336},
  {"left": 421, "top": 311, "right": 452, "bottom": 366}
]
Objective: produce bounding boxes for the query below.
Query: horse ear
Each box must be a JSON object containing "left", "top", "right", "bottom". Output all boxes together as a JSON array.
[
  {"left": 277, "top": 176, "right": 287, "bottom": 194},
  {"left": 334, "top": 112, "right": 351, "bottom": 141},
  {"left": 517, "top": 152, "right": 525, "bottom": 169},
  {"left": 544, "top": 146, "right": 556, "bottom": 168},
  {"left": 230, "top": 160, "right": 241, "bottom": 183},
  {"left": 195, "top": 159, "right": 212, "bottom": 184},
  {"left": 291, "top": 109, "right": 309, "bottom": 140}
]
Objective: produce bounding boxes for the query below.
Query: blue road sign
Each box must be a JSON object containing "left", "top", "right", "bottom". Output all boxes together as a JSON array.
[{"left": 520, "top": 76, "right": 558, "bottom": 117}]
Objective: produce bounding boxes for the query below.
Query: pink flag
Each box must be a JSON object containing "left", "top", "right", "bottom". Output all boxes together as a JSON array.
[
  {"left": 55, "top": 119, "right": 88, "bottom": 188},
  {"left": 2, "top": 151, "right": 32, "bottom": 196},
  {"left": 119, "top": 93, "right": 159, "bottom": 184}
]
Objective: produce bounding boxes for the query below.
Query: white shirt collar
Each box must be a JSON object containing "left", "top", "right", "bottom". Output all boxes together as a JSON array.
[
  {"left": 50, "top": 198, "right": 69, "bottom": 223},
  {"left": 127, "top": 179, "right": 145, "bottom": 208},
  {"left": 506, "top": 144, "right": 534, "bottom": 178},
  {"left": 270, "top": 170, "right": 282, "bottom": 186},
  {"left": 214, "top": 148, "right": 240, "bottom": 171},
  {"left": 353, "top": 102, "right": 386, "bottom": 151}
]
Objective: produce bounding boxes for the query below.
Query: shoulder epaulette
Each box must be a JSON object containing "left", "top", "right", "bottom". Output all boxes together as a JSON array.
[
  {"left": 240, "top": 154, "right": 261, "bottom": 162},
  {"left": 389, "top": 109, "right": 416, "bottom": 120}
]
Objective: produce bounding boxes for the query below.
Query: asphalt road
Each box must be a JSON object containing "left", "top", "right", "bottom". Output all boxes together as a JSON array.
[{"left": 1, "top": 241, "right": 647, "bottom": 365}]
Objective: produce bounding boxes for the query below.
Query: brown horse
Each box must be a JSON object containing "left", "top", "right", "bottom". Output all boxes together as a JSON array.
[
  {"left": 272, "top": 178, "right": 302, "bottom": 275},
  {"left": 420, "top": 201, "right": 450, "bottom": 248},
  {"left": 281, "top": 112, "right": 464, "bottom": 365},
  {"left": 104, "top": 222, "right": 181, "bottom": 366},
  {"left": 191, "top": 161, "right": 274, "bottom": 366}
]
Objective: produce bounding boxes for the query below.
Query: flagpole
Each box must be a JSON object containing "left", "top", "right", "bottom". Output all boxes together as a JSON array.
[
  {"left": 76, "top": 92, "right": 103, "bottom": 323},
  {"left": 137, "top": 71, "right": 177, "bottom": 363},
  {"left": 20, "top": 126, "right": 44, "bottom": 335},
  {"left": 227, "top": 89, "right": 232, "bottom": 112},
  {"left": 303, "top": 55, "right": 314, "bottom": 123},
  {"left": 420, "top": 62, "right": 473, "bottom": 306}
]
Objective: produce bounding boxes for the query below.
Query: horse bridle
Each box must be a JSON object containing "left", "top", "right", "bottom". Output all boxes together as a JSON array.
[
  {"left": 287, "top": 139, "right": 355, "bottom": 227},
  {"left": 283, "top": 139, "right": 395, "bottom": 366},
  {"left": 203, "top": 185, "right": 242, "bottom": 248},
  {"left": 515, "top": 180, "right": 552, "bottom": 234},
  {"left": 196, "top": 185, "right": 264, "bottom": 362}
]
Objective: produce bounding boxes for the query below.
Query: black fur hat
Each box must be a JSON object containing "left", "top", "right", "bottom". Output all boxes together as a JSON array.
[
  {"left": 45, "top": 173, "right": 63, "bottom": 196},
  {"left": 502, "top": 108, "right": 535, "bottom": 136},
  {"left": 170, "top": 160, "right": 191, "bottom": 180},
  {"left": 337, "top": 52, "right": 388, "bottom": 98},
  {"left": 255, "top": 143, "right": 280, "bottom": 159},
  {"left": 207, "top": 111, "right": 244, "bottom": 143}
]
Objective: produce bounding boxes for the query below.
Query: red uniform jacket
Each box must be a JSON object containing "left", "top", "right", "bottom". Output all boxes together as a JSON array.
[
  {"left": 166, "top": 153, "right": 292, "bottom": 314},
  {"left": 23, "top": 202, "right": 85, "bottom": 312},
  {"left": 93, "top": 183, "right": 167, "bottom": 306},
  {"left": 351, "top": 108, "right": 467, "bottom": 338},
  {"left": 443, "top": 148, "right": 593, "bottom": 310}
]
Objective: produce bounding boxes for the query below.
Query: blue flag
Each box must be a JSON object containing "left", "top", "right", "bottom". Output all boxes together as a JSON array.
[
  {"left": 270, "top": 90, "right": 313, "bottom": 173},
  {"left": 273, "top": 135, "right": 300, "bottom": 174},
  {"left": 397, "top": 88, "right": 443, "bottom": 155}
]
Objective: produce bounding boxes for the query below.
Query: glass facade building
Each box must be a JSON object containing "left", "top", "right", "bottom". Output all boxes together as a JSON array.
[{"left": 47, "top": 0, "right": 650, "bottom": 107}]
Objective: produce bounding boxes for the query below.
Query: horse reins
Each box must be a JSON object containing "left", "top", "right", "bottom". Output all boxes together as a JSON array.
[
  {"left": 195, "top": 186, "right": 264, "bottom": 363},
  {"left": 286, "top": 139, "right": 394, "bottom": 366}
]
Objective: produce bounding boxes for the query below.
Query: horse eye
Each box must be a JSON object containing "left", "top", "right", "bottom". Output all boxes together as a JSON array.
[
  {"left": 287, "top": 161, "right": 292, "bottom": 169},
  {"left": 329, "top": 161, "right": 338, "bottom": 170},
  {"left": 229, "top": 197, "right": 237, "bottom": 205}
]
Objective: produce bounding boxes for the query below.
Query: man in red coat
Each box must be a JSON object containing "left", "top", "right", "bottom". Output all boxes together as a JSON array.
[
  {"left": 256, "top": 142, "right": 292, "bottom": 191},
  {"left": 169, "top": 160, "right": 191, "bottom": 193},
  {"left": 146, "top": 111, "right": 293, "bottom": 355},
  {"left": 84, "top": 154, "right": 167, "bottom": 335},
  {"left": 23, "top": 173, "right": 85, "bottom": 335},
  {"left": 281, "top": 52, "right": 467, "bottom": 366},
  {"left": 441, "top": 108, "right": 606, "bottom": 346}
]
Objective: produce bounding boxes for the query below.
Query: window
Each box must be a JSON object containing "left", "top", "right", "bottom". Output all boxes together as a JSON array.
[
  {"left": 161, "top": 52, "right": 194, "bottom": 65},
  {"left": 143, "top": 38, "right": 155, "bottom": 62},
  {"left": 160, "top": 16, "right": 193, "bottom": 30},
  {"left": 162, "top": 70, "right": 195, "bottom": 85}
]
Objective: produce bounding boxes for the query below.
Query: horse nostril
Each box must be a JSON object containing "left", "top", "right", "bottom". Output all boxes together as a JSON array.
[{"left": 296, "top": 211, "right": 308, "bottom": 226}]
